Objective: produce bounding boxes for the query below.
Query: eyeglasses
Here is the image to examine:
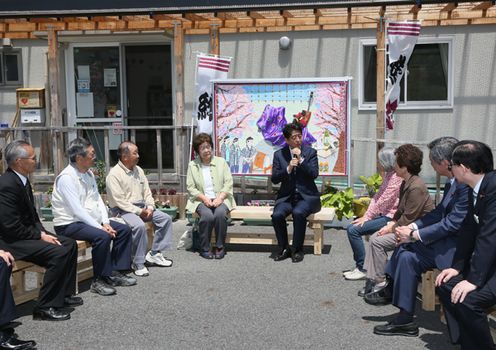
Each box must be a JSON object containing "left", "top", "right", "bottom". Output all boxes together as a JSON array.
[
  {"left": 448, "top": 162, "right": 460, "bottom": 171},
  {"left": 20, "top": 155, "right": 37, "bottom": 161},
  {"left": 199, "top": 144, "right": 212, "bottom": 151}
]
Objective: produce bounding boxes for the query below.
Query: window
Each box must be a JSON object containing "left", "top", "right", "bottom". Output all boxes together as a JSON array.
[
  {"left": 0, "top": 49, "right": 22, "bottom": 86},
  {"left": 359, "top": 37, "right": 453, "bottom": 110}
]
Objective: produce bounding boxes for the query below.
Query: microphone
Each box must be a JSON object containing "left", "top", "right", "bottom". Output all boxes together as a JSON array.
[{"left": 292, "top": 153, "right": 298, "bottom": 173}]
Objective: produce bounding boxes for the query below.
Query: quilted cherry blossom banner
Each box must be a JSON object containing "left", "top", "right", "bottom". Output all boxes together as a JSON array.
[
  {"left": 385, "top": 21, "right": 421, "bottom": 130},
  {"left": 212, "top": 78, "right": 351, "bottom": 176}
]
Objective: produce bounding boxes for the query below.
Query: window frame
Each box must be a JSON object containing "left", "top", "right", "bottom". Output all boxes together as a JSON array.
[
  {"left": 0, "top": 48, "right": 23, "bottom": 87},
  {"left": 358, "top": 36, "right": 453, "bottom": 110}
]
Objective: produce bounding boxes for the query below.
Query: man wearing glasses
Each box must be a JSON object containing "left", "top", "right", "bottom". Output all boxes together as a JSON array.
[
  {"left": 271, "top": 121, "right": 320, "bottom": 263},
  {"left": 370, "top": 137, "right": 469, "bottom": 337},
  {"left": 0, "top": 140, "right": 79, "bottom": 322},
  {"left": 435, "top": 140, "right": 496, "bottom": 349},
  {"left": 51, "top": 138, "right": 136, "bottom": 297}
]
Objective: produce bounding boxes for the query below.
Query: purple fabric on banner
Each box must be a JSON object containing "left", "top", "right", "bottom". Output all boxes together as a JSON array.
[
  {"left": 257, "top": 104, "right": 317, "bottom": 147},
  {"left": 257, "top": 104, "right": 287, "bottom": 147},
  {"left": 302, "top": 128, "right": 317, "bottom": 145}
]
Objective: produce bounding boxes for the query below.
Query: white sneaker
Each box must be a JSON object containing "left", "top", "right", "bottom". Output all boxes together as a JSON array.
[
  {"left": 132, "top": 264, "right": 149, "bottom": 277},
  {"left": 145, "top": 251, "right": 173, "bottom": 267},
  {"left": 342, "top": 267, "right": 356, "bottom": 277},
  {"left": 344, "top": 268, "right": 367, "bottom": 280}
]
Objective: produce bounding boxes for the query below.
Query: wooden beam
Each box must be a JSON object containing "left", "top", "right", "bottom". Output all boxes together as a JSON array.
[
  {"left": 47, "top": 29, "right": 63, "bottom": 175},
  {"left": 441, "top": 2, "right": 458, "bottom": 12},
  {"left": 184, "top": 13, "right": 207, "bottom": 21},
  {"left": 409, "top": 4, "right": 421, "bottom": 14},
  {"left": 215, "top": 12, "right": 236, "bottom": 20},
  {"left": 173, "top": 23, "right": 184, "bottom": 126},
  {"left": 281, "top": 10, "right": 294, "bottom": 18},
  {"left": 248, "top": 11, "right": 265, "bottom": 19},
  {"left": 209, "top": 24, "right": 220, "bottom": 55},
  {"left": 472, "top": 1, "right": 495, "bottom": 11},
  {"left": 376, "top": 6, "right": 386, "bottom": 167}
]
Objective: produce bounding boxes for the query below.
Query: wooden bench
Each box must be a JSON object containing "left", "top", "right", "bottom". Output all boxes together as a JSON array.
[
  {"left": 194, "top": 206, "right": 335, "bottom": 255},
  {"left": 12, "top": 240, "right": 93, "bottom": 305},
  {"left": 420, "top": 269, "right": 441, "bottom": 311}
]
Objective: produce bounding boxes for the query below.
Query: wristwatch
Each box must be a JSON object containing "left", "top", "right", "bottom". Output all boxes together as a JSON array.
[{"left": 409, "top": 229, "right": 416, "bottom": 242}]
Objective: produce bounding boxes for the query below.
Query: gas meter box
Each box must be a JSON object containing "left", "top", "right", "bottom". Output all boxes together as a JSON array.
[
  {"left": 20, "top": 109, "right": 45, "bottom": 124},
  {"left": 16, "top": 88, "right": 45, "bottom": 109}
]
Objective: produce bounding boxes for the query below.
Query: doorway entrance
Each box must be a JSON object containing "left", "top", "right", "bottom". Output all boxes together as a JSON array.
[{"left": 125, "top": 44, "right": 173, "bottom": 169}]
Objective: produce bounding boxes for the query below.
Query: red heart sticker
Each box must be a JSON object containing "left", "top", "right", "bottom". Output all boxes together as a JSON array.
[{"left": 20, "top": 98, "right": 28, "bottom": 105}]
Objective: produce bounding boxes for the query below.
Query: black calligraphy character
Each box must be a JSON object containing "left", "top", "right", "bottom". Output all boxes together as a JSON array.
[
  {"left": 389, "top": 55, "right": 407, "bottom": 85},
  {"left": 197, "top": 92, "right": 212, "bottom": 121}
]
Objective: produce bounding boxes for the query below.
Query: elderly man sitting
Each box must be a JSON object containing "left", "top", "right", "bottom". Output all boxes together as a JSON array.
[
  {"left": 52, "top": 138, "right": 136, "bottom": 296},
  {"left": 106, "top": 141, "right": 174, "bottom": 277}
]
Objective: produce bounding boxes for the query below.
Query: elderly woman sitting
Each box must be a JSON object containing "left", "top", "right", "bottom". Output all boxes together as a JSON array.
[
  {"left": 186, "top": 133, "right": 236, "bottom": 259},
  {"left": 343, "top": 147, "right": 403, "bottom": 281},
  {"left": 362, "top": 144, "right": 434, "bottom": 302}
]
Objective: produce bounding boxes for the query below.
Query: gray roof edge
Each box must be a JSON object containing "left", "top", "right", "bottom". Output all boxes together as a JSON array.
[{"left": 0, "top": 1, "right": 462, "bottom": 19}]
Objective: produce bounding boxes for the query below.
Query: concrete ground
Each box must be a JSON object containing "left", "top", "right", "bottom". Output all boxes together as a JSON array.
[{"left": 13, "top": 219, "right": 458, "bottom": 350}]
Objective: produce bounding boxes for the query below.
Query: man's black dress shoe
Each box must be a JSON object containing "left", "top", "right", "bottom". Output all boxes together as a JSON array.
[
  {"left": 373, "top": 322, "right": 419, "bottom": 337},
  {"left": 64, "top": 295, "right": 83, "bottom": 307},
  {"left": 0, "top": 329, "right": 36, "bottom": 350},
  {"left": 32, "top": 307, "right": 70, "bottom": 321},
  {"left": 291, "top": 251, "right": 304, "bottom": 263},
  {"left": 274, "top": 248, "right": 292, "bottom": 261}
]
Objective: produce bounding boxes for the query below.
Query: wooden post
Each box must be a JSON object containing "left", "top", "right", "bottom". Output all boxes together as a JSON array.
[
  {"left": 103, "top": 129, "right": 110, "bottom": 174},
  {"left": 173, "top": 22, "right": 186, "bottom": 192},
  {"left": 209, "top": 24, "right": 220, "bottom": 56},
  {"left": 47, "top": 28, "right": 64, "bottom": 175},
  {"left": 376, "top": 6, "right": 386, "bottom": 173}
]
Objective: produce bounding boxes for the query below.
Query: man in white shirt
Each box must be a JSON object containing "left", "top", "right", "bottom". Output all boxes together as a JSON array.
[
  {"left": 106, "top": 141, "right": 173, "bottom": 277},
  {"left": 52, "top": 138, "right": 136, "bottom": 296}
]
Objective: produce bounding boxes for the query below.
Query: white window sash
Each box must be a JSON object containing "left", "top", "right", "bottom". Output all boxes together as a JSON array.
[{"left": 358, "top": 36, "right": 453, "bottom": 111}]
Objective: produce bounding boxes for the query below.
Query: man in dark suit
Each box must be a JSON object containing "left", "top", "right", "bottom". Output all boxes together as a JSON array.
[
  {"left": 0, "top": 140, "right": 80, "bottom": 321},
  {"left": 435, "top": 140, "right": 496, "bottom": 349},
  {"left": 271, "top": 121, "right": 321, "bottom": 263},
  {"left": 0, "top": 249, "right": 36, "bottom": 350},
  {"left": 370, "top": 137, "right": 469, "bottom": 337}
]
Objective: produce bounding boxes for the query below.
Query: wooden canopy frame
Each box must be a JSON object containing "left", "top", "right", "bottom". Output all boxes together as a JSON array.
[
  {"left": 0, "top": 2, "right": 495, "bottom": 38},
  {"left": 0, "top": 1, "right": 494, "bottom": 178}
]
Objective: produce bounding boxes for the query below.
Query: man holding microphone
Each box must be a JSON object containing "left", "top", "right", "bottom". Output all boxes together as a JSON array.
[{"left": 271, "top": 121, "right": 321, "bottom": 263}]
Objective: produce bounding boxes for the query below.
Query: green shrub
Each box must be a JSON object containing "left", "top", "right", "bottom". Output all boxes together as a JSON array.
[
  {"left": 359, "top": 173, "right": 383, "bottom": 197},
  {"left": 321, "top": 187, "right": 354, "bottom": 220}
]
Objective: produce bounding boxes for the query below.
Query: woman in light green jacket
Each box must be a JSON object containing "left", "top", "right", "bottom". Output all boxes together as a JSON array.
[{"left": 186, "top": 133, "right": 236, "bottom": 259}]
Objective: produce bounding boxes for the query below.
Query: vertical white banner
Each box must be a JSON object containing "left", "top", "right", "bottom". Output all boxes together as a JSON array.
[
  {"left": 385, "top": 21, "right": 421, "bottom": 130},
  {"left": 194, "top": 53, "right": 231, "bottom": 135}
]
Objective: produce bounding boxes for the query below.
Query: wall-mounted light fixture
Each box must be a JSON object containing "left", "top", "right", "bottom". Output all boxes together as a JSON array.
[
  {"left": 2, "top": 38, "right": 12, "bottom": 47},
  {"left": 279, "top": 36, "right": 291, "bottom": 50}
]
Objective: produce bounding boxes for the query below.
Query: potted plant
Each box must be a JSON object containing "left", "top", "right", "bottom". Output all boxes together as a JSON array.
[
  {"left": 359, "top": 173, "right": 383, "bottom": 197},
  {"left": 156, "top": 187, "right": 188, "bottom": 219},
  {"left": 40, "top": 187, "right": 54, "bottom": 221},
  {"left": 320, "top": 181, "right": 354, "bottom": 227},
  {"left": 353, "top": 173, "right": 383, "bottom": 218},
  {"left": 92, "top": 160, "right": 108, "bottom": 202},
  {"left": 155, "top": 199, "right": 178, "bottom": 220}
]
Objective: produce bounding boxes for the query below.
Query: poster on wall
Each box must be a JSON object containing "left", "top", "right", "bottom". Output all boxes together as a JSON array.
[{"left": 212, "top": 78, "right": 351, "bottom": 176}]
